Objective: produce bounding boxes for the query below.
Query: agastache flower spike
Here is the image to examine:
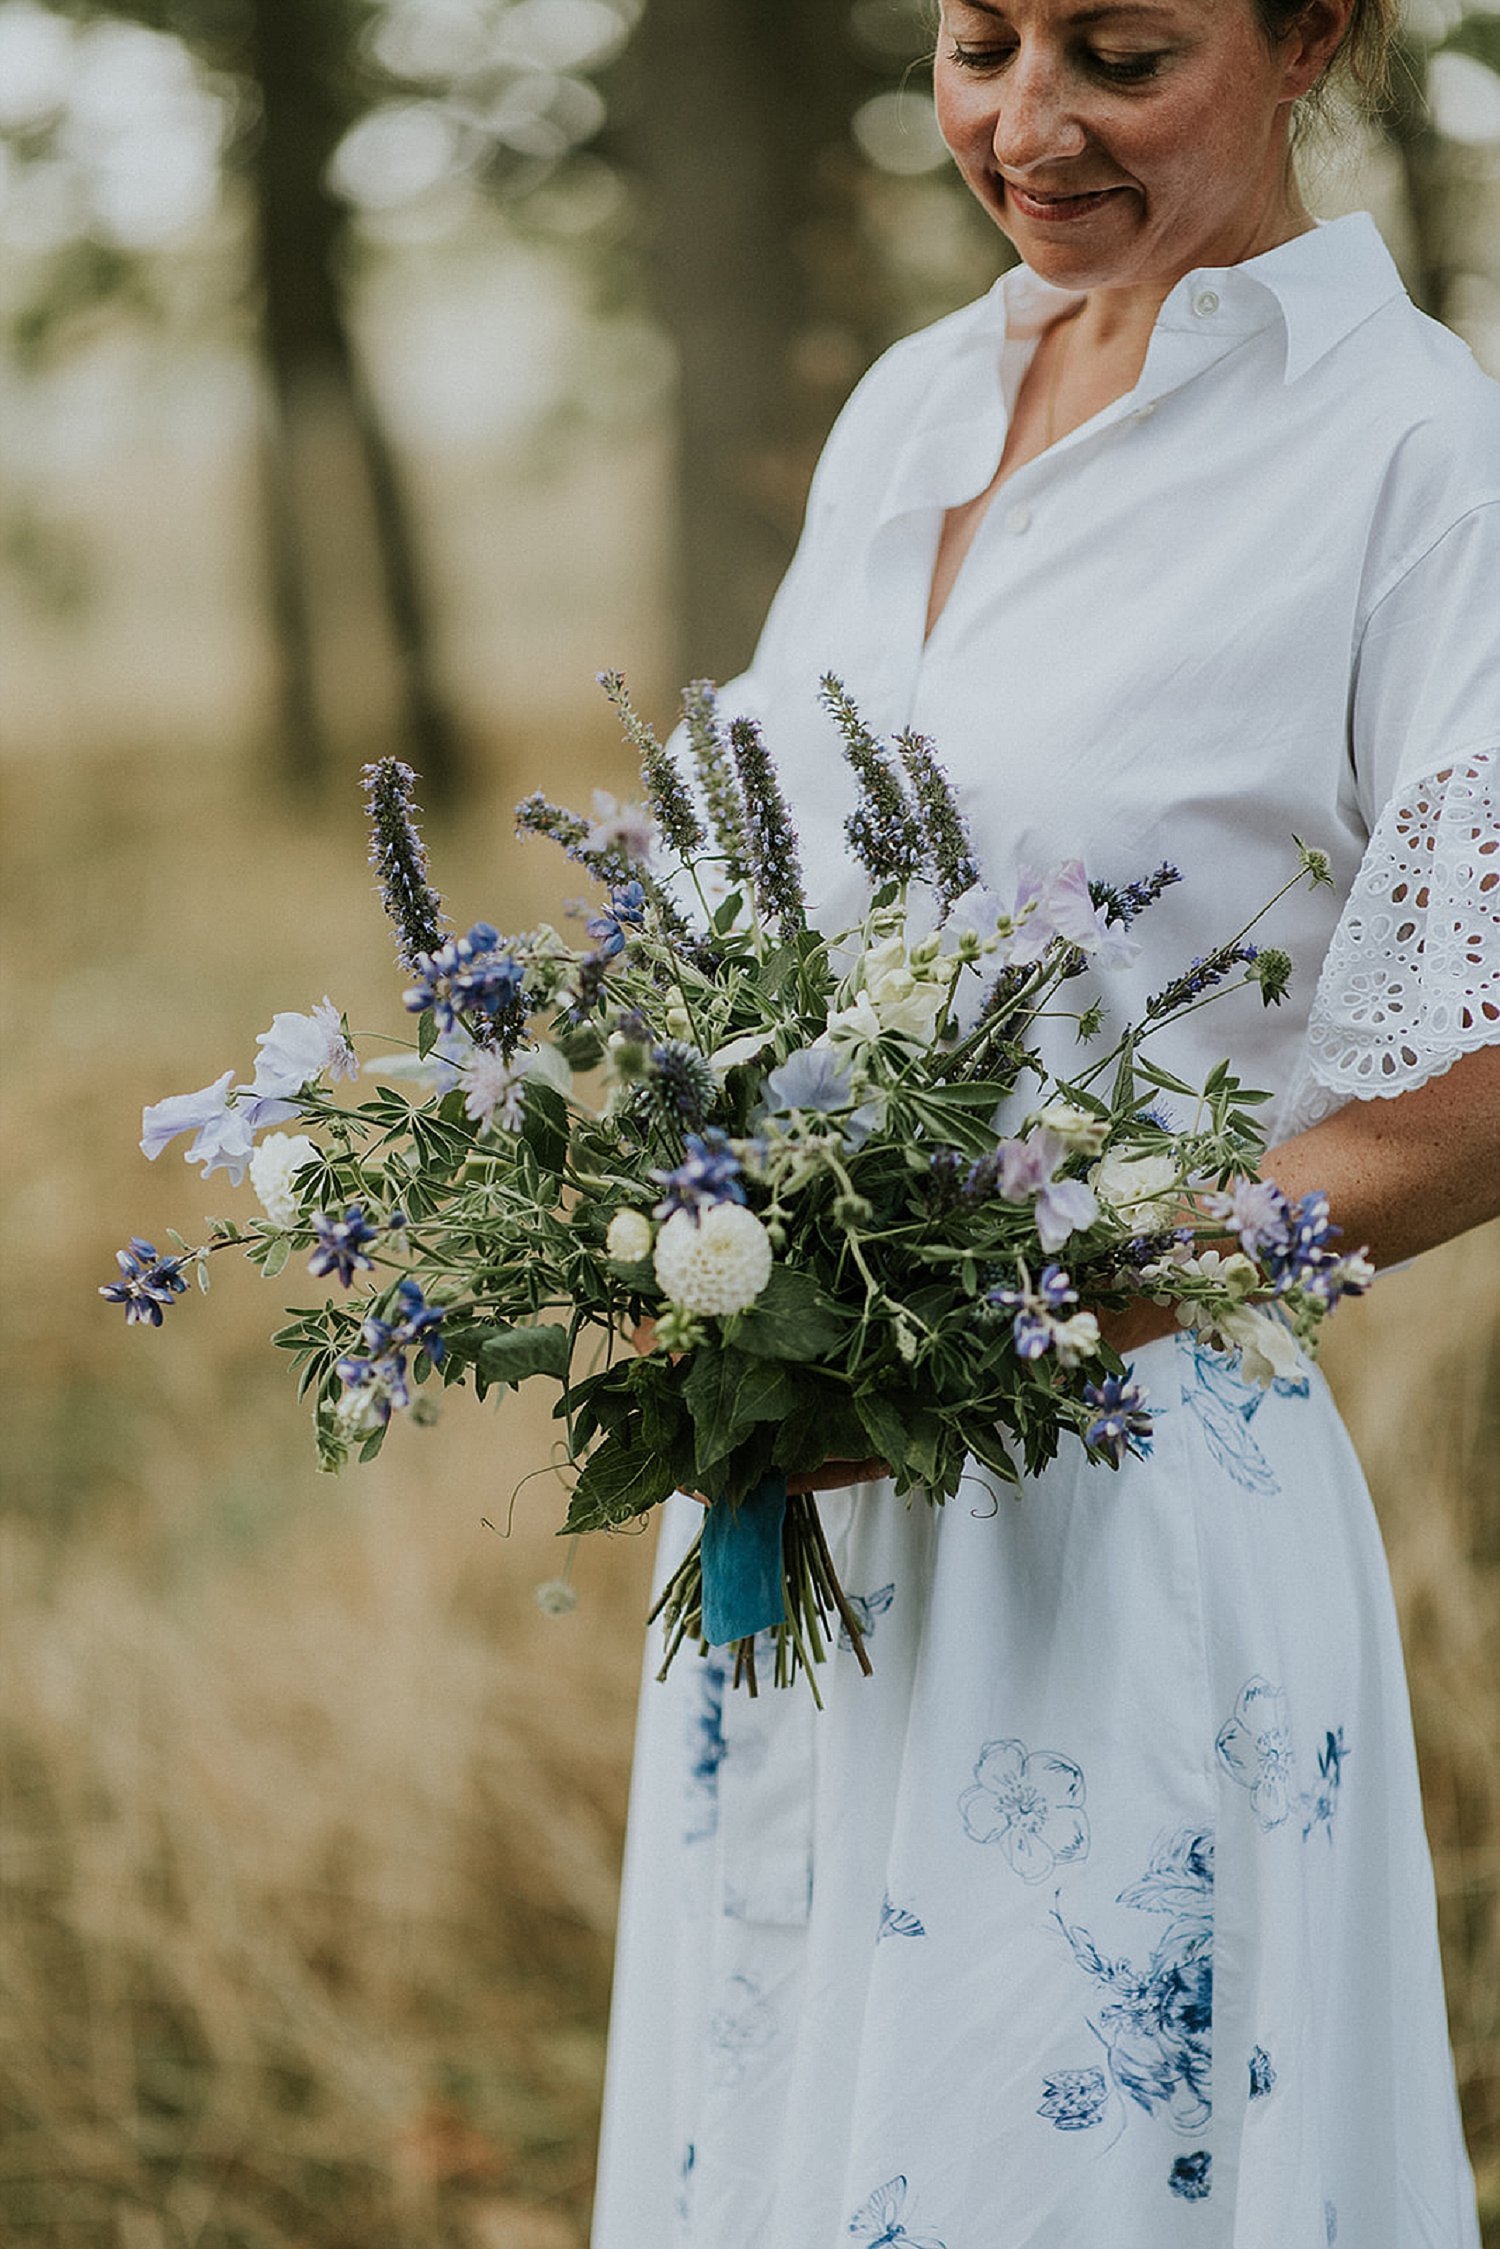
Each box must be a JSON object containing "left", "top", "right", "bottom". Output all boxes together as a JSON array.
[
  {"left": 599, "top": 670, "right": 706, "bottom": 858},
  {"left": 1090, "top": 861, "right": 1182, "bottom": 929},
  {"left": 728, "top": 714, "right": 807, "bottom": 936},
  {"left": 821, "top": 674, "right": 923, "bottom": 885},
  {"left": 100, "top": 1238, "right": 188, "bottom": 1325},
  {"left": 1146, "top": 942, "right": 1261, "bottom": 1019},
  {"left": 895, "top": 727, "right": 979, "bottom": 911},
  {"left": 363, "top": 759, "right": 447, "bottom": 974},
  {"left": 681, "top": 681, "right": 751, "bottom": 886}
]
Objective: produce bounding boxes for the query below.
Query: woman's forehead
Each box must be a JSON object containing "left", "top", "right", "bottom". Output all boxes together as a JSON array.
[{"left": 941, "top": 0, "right": 1211, "bottom": 22}]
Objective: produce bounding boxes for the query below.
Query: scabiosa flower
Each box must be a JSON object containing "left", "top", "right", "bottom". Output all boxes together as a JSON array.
[
  {"left": 100, "top": 1237, "right": 187, "bottom": 1325},
  {"left": 460, "top": 1048, "right": 528, "bottom": 1133},
  {"left": 653, "top": 1202, "right": 773, "bottom": 1316},
  {"left": 308, "top": 1205, "right": 378, "bottom": 1286},
  {"left": 728, "top": 713, "right": 807, "bottom": 936},
  {"left": 605, "top": 1208, "right": 654, "bottom": 1263},
  {"left": 598, "top": 670, "right": 706, "bottom": 858},
  {"left": 251, "top": 999, "right": 356, "bottom": 1098},
  {"left": 585, "top": 881, "right": 648, "bottom": 960},
  {"left": 895, "top": 726, "right": 979, "bottom": 911},
  {"left": 822, "top": 674, "right": 924, "bottom": 885},
  {"left": 404, "top": 923, "right": 524, "bottom": 1037},
  {"left": 248, "top": 1132, "right": 321, "bottom": 1227},
  {"left": 651, "top": 1128, "right": 746, "bottom": 1220},
  {"left": 1082, "top": 1370, "right": 1155, "bottom": 1464},
  {"left": 681, "top": 679, "right": 750, "bottom": 886},
  {"left": 646, "top": 1041, "right": 719, "bottom": 1130},
  {"left": 363, "top": 758, "right": 447, "bottom": 973}
]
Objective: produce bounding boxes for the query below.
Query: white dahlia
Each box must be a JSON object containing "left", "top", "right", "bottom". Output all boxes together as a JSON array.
[
  {"left": 652, "top": 1203, "right": 773, "bottom": 1317},
  {"left": 248, "top": 1132, "right": 320, "bottom": 1227},
  {"left": 605, "top": 1208, "right": 655, "bottom": 1263}
]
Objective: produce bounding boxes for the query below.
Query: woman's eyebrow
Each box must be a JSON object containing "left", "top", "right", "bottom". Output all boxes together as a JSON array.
[{"left": 950, "top": 0, "right": 1182, "bottom": 17}]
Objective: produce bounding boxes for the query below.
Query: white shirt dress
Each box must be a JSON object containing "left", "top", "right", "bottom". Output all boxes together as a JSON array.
[{"left": 590, "top": 215, "right": 1499, "bottom": 2249}]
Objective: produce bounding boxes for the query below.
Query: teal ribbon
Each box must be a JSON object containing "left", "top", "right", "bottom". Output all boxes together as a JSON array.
[{"left": 700, "top": 1470, "right": 789, "bottom": 1645}]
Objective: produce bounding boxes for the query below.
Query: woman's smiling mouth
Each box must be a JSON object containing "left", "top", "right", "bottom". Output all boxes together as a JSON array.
[{"left": 1003, "top": 181, "right": 1131, "bottom": 220}]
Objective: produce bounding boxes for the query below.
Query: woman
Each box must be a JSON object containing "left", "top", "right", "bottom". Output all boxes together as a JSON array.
[{"left": 592, "top": 0, "right": 1499, "bottom": 2241}]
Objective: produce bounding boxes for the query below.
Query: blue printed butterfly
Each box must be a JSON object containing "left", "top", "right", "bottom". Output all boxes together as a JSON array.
[
  {"left": 838, "top": 1582, "right": 896, "bottom": 1653},
  {"left": 847, "top": 2175, "right": 948, "bottom": 2247}
]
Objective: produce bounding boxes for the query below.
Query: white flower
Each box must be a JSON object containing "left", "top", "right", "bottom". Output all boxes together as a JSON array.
[
  {"left": 1032, "top": 1103, "right": 1109, "bottom": 1156},
  {"left": 586, "top": 789, "right": 655, "bottom": 863},
  {"left": 248, "top": 1132, "right": 320, "bottom": 1227},
  {"left": 251, "top": 998, "right": 356, "bottom": 1098},
  {"left": 823, "top": 990, "right": 885, "bottom": 1055},
  {"left": 861, "top": 934, "right": 948, "bottom": 1045},
  {"left": 460, "top": 1049, "right": 527, "bottom": 1133},
  {"left": 606, "top": 1209, "right": 654, "bottom": 1263},
  {"left": 1051, "top": 1311, "right": 1101, "bottom": 1367},
  {"left": 1094, "top": 1147, "right": 1181, "bottom": 1229},
  {"left": 653, "top": 1203, "right": 774, "bottom": 1317},
  {"left": 335, "top": 1382, "right": 386, "bottom": 1439},
  {"left": 1218, "top": 1305, "right": 1301, "bottom": 1387}
]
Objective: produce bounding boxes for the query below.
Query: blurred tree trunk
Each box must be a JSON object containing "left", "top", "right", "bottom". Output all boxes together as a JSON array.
[
  {"left": 627, "top": 0, "right": 885, "bottom": 684},
  {"left": 245, "top": 0, "right": 460, "bottom": 798}
]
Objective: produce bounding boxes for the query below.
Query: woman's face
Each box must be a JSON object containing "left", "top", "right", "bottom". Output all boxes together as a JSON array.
[{"left": 933, "top": 0, "right": 1338, "bottom": 295}]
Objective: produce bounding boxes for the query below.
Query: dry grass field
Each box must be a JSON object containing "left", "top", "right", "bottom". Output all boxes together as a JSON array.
[{"left": 2, "top": 737, "right": 1496, "bottom": 2248}]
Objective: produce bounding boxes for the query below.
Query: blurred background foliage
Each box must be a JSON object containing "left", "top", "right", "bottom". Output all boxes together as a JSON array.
[{"left": 0, "top": 1, "right": 1496, "bottom": 2242}]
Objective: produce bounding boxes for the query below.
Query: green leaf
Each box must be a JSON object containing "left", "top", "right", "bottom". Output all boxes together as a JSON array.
[
  {"left": 446, "top": 1320, "right": 570, "bottom": 1385},
  {"left": 726, "top": 1266, "right": 846, "bottom": 1361},
  {"left": 683, "top": 1346, "right": 801, "bottom": 1480},
  {"left": 418, "top": 1008, "right": 438, "bottom": 1058},
  {"left": 521, "top": 1079, "right": 570, "bottom": 1173},
  {"left": 713, "top": 891, "right": 744, "bottom": 933},
  {"left": 261, "top": 1236, "right": 291, "bottom": 1281},
  {"left": 564, "top": 1433, "right": 678, "bottom": 1533}
]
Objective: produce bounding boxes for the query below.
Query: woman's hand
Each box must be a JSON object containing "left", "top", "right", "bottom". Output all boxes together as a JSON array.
[{"left": 629, "top": 1319, "right": 888, "bottom": 1499}]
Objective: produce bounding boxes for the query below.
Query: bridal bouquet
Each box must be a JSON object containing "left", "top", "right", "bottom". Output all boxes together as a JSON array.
[{"left": 103, "top": 675, "right": 1372, "bottom": 1695}]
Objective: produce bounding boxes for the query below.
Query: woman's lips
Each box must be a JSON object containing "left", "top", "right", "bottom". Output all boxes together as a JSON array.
[{"left": 1003, "top": 180, "right": 1129, "bottom": 222}]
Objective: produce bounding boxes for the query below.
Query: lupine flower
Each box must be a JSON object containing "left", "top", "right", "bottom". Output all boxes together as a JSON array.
[
  {"left": 335, "top": 1281, "right": 445, "bottom": 1423},
  {"left": 822, "top": 675, "right": 924, "bottom": 884},
  {"left": 647, "top": 1040, "right": 718, "bottom": 1129},
  {"left": 249, "top": 1132, "right": 320, "bottom": 1227},
  {"left": 363, "top": 759, "right": 447, "bottom": 973},
  {"left": 681, "top": 680, "right": 751, "bottom": 885},
  {"left": 987, "top": 1265, "right": 1097, "bottom": 1363},
  {"left": 598, "top": 670, "right": 706, "bottom": 858},
  {"left": 729, "top": 713, "right": 807, "bottom": 936},
  {"left": 404, "top": 923, "right": 524, "bottom": 1036},
  {"left": 895, "top": 727, "right": 979, "bottom": 910},
  {"left": 251, "top": 999, "right": 357, "bottom": 1098},
  {"left": 309, "top": 1204, "right": 378, "bottom": 1286},
  {"left": 100, "top": 1237, "right": 188, "bottom": 1325},
  {"left": 1083, "top": 1370, "right": 1155, "bottom": 1464},
  {"left": 585, "top": 882, "right": 648, "bottom": 960},
  {"left": 651, "top": 1129, "right": 747, "bottom": 1220},
  {"left": 653, "top": 1201, "right": 773, "bottom": 1316}
]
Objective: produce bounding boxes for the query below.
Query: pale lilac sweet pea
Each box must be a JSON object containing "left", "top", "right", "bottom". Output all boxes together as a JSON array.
[
  {"left": 995, "top": 1127, "right": 1100, "bottom": 1252},
  {"left": 251, "top": 998, "right": 357, "bottom": 1099},
  {"left": 1008, "top": 860, "right": 1137, "bottom": 969},
  {"left": 140, "top": 1071, "right": 297, "bottom": 1185},
  {"left": 940, "top": 881, "right": 1007, "bottom": 946}
]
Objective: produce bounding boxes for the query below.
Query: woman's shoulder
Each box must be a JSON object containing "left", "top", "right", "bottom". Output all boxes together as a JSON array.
[
  {"left": 813, "top": 288, "right": 1007, "bottom": 460},
  {"left": 1349, "top": 288, "right": 1500, "bottom": 487}
]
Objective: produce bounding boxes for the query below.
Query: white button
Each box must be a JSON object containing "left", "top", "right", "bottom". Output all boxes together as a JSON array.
[
  {"left": 1192, "top": 288, "right": 1221, "bottom": 318},
  {"left": 1134, "top": 402, "right": 1157, "bottom": 421},
  {"left": 1004, "top": 503, "right": 1032, "bottom": 536}
]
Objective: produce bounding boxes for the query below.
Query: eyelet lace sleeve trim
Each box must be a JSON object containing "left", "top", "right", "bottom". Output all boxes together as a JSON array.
[{"left": 1287, "top": 750, "right": 1499, "bottom": 1130}]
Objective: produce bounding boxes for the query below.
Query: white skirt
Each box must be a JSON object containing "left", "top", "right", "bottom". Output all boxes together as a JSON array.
[{"left": 590, "top": 1331, "right": 1479, "bottom": 2249}]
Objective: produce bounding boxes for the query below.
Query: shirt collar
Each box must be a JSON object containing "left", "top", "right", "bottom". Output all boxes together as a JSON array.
[{"left": 992, "top": 209, "right": 1406, "bottom": 384}]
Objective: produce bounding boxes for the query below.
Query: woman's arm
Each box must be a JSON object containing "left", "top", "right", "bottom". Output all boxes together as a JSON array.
[{"left": 1105, "top": 1040, "right": 1500, "bottom": 1354}]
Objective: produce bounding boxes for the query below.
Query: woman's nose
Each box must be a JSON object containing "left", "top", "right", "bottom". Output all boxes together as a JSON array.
[{"left": 990, "top": 51, "right": 1089, "bottom": 170}]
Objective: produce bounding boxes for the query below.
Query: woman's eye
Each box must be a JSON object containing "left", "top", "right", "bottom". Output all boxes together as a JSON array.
[
  {"left": 1088, "top": 49, "right": 1169, "bottom": 80},
  {"left": 947, "top": 39, "right": 1016, "bottom": 70}
]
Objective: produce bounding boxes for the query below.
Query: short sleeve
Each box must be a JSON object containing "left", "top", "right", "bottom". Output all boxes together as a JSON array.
[{"left": 1292, "top": 505, "right": 1500, "bottom": 1120}]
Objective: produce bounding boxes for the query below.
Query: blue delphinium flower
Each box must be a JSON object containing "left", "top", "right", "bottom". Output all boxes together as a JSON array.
[
  {"left": 1169, "top": 2152, "right": 1212, "bottom": 2202},
  {"left": 1083, "top": 1370, "right": 1155, "bottom": 1465},
  {"left": 404, "top": 922, "right": 524, "bottom": 1035},
  {"left": 308, "top": 1205, "right": 378, "bottom": 1287},
  {"left": 585, "top": 881, "right": 648, "bottom": 960},
  {"left": 99, "top": 1238, "right": 188, "bottom": 1325},
  {"left": 651, "top": 1129, "right": 746, "bottom": 1221}
]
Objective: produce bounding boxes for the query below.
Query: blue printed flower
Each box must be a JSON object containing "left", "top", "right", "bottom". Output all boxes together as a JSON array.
[
  {"left": 1248, "top": 2046, "right": 1277, "bottom": 2099},
  {"left": 1037, "top": 2067, "right": 1109, "bottom": 2130},
  {"left": 1216, "top": 1677, "right": 1296, "bottom": 1830},
  {"left": 1169, "top": 2151, "right": 1212, "bottom": 2202},
  {"left": 99, "top": 1237, "right": 188, "bottom": 1326},
  {"left": 960, "top": 1737, "right": 1089, "bottom": 1882}
]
